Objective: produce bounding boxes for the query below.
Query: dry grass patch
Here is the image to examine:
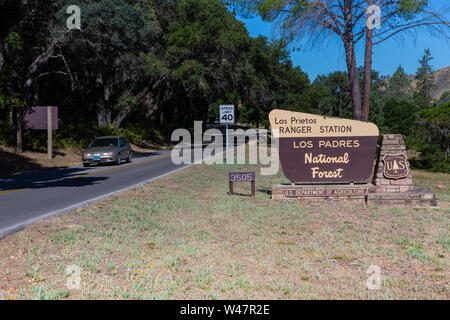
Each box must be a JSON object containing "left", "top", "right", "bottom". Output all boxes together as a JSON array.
[{"left": 0, "top": 163, "right": 448, "bottom": 300}]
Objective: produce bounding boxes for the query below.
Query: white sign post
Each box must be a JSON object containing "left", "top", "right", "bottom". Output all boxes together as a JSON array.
[{"left": 219, "top": 105, "right": 234, "bottom": 150}]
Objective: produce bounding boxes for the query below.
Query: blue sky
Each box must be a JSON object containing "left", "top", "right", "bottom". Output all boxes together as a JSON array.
[{"left": 234, "top": 1, "right": 450, "bottom": 81}]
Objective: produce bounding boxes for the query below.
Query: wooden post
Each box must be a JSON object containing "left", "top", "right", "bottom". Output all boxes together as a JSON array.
[
  {"left": 229, "top": 181, "right": 233, "bottom": 195},
  {"left": 16, "top": 108, "right": 23, "bottom": 154},
  {"left": 251, "top": 181, "right": 255, "bottom": 197},
  {"left": 47, "top": 106, "right": 52, "bottom": 161}
]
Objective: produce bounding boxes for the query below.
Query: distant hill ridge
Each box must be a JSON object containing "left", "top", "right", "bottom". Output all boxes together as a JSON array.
[
  {"left": 424, "top": 66, "right": 450, "bottom": 100},
  {"left": 384, "top": 66, "right": 450, "bottom": 100}
]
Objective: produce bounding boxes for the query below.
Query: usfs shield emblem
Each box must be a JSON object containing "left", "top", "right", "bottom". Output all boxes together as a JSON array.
[{"left": 382, "top": 153, "right": 409, "bottom": 179}]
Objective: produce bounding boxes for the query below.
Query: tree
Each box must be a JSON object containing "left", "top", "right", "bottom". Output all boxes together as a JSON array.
[
  {"left": 55, "top": 0, "right": 162, "bottom": 128},
  {"left": 385, "top": 65, "right": 412, "bottom": 102},
  {"left": 312, "top": 71, "right": 353, "bottom": 119},
  {"left": 228, "top": 0, "right": 449, "bottom": 121},
  {"left": 240, "top": 36, "right": 311, "bottom": 127},
  {"left": 364, "top": 68, "right": 385, "bottom": 128},
  {"left": 0, "top": 0, "right": 74, "bottom": 153},
  {"left": 0, "top": 0, "right": 22, "bottom": 71},
  {"left": 0, "top": 0, "right": 317, "bottom": 151},
  {"left": 156, "top": 0, "right": 253, "bottom": 129},
  {"left": 311, "top": 67, "right": 385, "bottom": 127},
  {"left": 437, "top": 91, "right": 450, "bottom": 106},
  {"left": 383, "top": 97, "right": 419, "bottom": 137},
  {"left": 413, "top": 101, "right": 449, "bottom": 172},
  {"left": 413, "top": 49, "right": 435, "bottom": 109}
]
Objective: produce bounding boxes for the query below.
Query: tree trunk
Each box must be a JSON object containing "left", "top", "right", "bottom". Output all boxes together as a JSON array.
[
  {"left": 96, "top": 73, "right": 111, "bottom": 127},
  {"left": 112, "top": 106, "right": 130, "bottom": 130},
  {"left": 362, "top": 3, "right": 374, "bottom": 122},
  {"left": 0, "top": 52, "right": 4, "bottom": 72},
  {"left": 343, "top": 0, "right": 362, "bottom": 120},
  {"left": 97, "top": 100, "right": 111, "bottom": 127}
]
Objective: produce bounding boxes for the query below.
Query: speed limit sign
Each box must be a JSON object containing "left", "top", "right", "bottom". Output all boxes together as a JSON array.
[{"left": 219, "top": 105, "right": 234, "bottom": 124}]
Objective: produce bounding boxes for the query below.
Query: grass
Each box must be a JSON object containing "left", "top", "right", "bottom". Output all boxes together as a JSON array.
[
  {"left": 30, "top": 285, "right": 69, "bottom": 300},
  {"left": 413, "top": 170, "right": 449, "bottom": 202},
  {"left": 0, "top": 155, "right": 448, "bottom": 299}
]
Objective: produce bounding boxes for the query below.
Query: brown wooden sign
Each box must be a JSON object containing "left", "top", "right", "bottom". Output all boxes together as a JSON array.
[
  {"left": 269, "top": 109, "right": 379, "bottom": 183},
  {"left": 282, "top": 187, "right": 369, "bottom": 197},
  {"left": 229, "top": 172, "right": 255, "bottom": 196},
  {"left": 23, "top": 106, "right": 58, "bottom": 130},
  {"left": 382, "top": 153, "right": 409, "bottom": 179},
  {"left": 22, "top": 106, "right": 58, "bottom": 160}
]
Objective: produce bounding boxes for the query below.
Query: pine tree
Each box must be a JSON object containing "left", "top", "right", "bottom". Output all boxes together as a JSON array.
[
  {"left": 413, "top": 49, "right": 435, "bottom": 109},
  {"left": 386, "top": 65, "right": 412, "bottom": 101}
]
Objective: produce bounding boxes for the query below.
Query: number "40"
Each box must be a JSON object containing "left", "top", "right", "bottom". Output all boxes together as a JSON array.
[{"left": 221, "top": 114, "right": 233, "bottom": 121}]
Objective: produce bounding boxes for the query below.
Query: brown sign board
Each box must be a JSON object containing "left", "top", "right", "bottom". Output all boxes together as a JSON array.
[
  {"left": 282, "top": 187, "right": 369, "bottom": 197},
  {"left": 229, "top": 172, "right": 255, "bottom": 182},
  {"left": 383, "top": 153, "right": 409, "bottom": 179},
  {"left": 269, "top": 109, "right": 379, "bottom": 183},
  {"left": 229, "top": 172, "right": 255, "bottom": 196},
  {"left": 23, "top": 106, "right": 58, "bottom": 130}
]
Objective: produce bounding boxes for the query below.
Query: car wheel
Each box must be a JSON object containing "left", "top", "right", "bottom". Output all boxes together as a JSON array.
[
  {"left": 117, "top": 154, "right": 121, "bottom": 165},
  {"left": 126, "top": 151, "right": 132, "bottom": 163}
]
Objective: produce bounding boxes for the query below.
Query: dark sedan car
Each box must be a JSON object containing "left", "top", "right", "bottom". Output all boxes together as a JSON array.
[{"left": 82, "top": 136, "right": 132, "bottom": 167}]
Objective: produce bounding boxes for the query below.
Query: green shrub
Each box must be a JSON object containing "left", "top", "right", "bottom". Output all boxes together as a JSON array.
[
  {"left": 383, "top": 97, "right": 419, "bottom": 138},
  {"left": 411, "top": 102, "right": 449, "bottom": 173}
]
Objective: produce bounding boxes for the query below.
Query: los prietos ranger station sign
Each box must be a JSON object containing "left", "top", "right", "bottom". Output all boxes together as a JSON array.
[{"left": 269, "top": 109, "right": 379, "bottom": 183}]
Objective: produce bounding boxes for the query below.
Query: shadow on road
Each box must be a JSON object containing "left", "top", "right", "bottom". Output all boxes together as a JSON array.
[
  {"left": 0, "top": 166, "right": 108, "bottom": 192},
  {"left": 29, "top": 176, "right": 109, "bottom": 189},
  {"left": 132, "top": 151, "right": 162, "bottom": 159},
  {"left": 0, "top": 148, "right": 174, "bottom": 192}
]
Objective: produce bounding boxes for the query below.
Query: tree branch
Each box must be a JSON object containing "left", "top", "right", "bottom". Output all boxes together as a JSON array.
[
  {"left": 53, "top": 36, "right": 75, "bottom": 90},
  {"left": 25, "top": 41, "right": 57, "bottom": 88},
  {"left": 31, "top": 71, "right": 70, "bottom": 81},
  {"left": 373, "top": 22, "right": 449, "bottom": 45}
]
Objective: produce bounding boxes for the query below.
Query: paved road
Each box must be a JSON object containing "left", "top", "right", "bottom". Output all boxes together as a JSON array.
[
  {"left": 0, "top": 149, "right": 192, "bottom": 238},
  {"left": 0, "top": 126, "right": 258, "bottom": 238}
]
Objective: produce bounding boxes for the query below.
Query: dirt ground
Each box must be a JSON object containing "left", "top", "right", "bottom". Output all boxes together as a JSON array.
[{"left": 0, "top": 160, "right": 448, "bottom": 300}]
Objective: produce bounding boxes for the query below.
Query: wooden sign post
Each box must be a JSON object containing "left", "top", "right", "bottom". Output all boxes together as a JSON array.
[
  {"left": 229, "top": 172, "right": 255, "bottom": 197},
  {"left": 23, "top": 106, "right": 58, "bottom": 161},
  {"left": 47, "top": 106, "right": 53, "bottom": 160}
]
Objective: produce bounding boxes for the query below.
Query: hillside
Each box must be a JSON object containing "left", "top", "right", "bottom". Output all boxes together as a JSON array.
[
  {"left": 381, "top": 66, "right": 450, "bottom": 99},
  {"left": 383, "top": 66, "right": 450, "bottom": 100},
  {"left": 411, "top": 66, "right": 450, "bottom": 100}
]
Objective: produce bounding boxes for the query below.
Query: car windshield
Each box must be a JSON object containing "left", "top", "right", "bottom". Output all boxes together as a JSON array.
[{"left": 88, "top": 138, "right": 118, "bottom": 148}]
